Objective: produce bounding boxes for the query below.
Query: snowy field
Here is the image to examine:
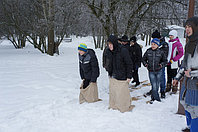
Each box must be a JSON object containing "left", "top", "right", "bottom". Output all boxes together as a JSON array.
[{"left": 0, "top": 36, "right": 186, "bottom": 132}]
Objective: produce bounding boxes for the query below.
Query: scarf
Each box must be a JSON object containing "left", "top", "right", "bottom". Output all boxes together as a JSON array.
[{"left": 185, "top": 34, "right": 198, "bottom": 57}]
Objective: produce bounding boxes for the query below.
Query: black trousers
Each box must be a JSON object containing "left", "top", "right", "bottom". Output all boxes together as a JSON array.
[
  {"left": 167, "top": 65, "right": 177, "bottom": 84},
  {"left": 132, "top": 68, "right": 140, "bottom": 83}
]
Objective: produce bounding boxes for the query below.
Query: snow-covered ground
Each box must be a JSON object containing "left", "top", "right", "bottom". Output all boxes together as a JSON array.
[{"left": 0, "top": 37, "right": 186, "bottom": 132}]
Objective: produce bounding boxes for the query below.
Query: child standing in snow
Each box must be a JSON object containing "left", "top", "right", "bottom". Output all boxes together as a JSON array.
[
  {"left": 166, "top": 30, "right": 184, "bottom": 94},
  {"left": 78, "top": 43, "right": 100, "bottom": 104},
  {"left": 142, "top": 38, "right": 167, "bottom": 103},
  {"left": 150, "top": 30, "right": 169, "bottom": 99},
  {"left": 129, "top": 36, "right": 142, "bottom": 87}
]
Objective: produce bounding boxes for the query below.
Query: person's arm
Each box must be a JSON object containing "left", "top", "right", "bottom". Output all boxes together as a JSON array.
[
  {"left": 79, "top": 62, "right": 85, "bottom": 80},
  {"left": 175, "top": 68, "right": 185, "bottom": 81},
  {"left": 142, "top": 50, "right": 148, "bottom": 67},
  {"left": 160, "top": 51, "right": 167, "bottom": 67},
  {"left": 172, "top": 58, "right": 186, "bottom": 86},
  {"left": 90, "top": 53, "right": 100, "bottom": 82},
  {"left": 173, "top": 43, "right": 184, "bottom": 61}
]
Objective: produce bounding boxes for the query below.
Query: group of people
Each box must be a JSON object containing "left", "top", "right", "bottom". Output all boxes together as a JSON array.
[
  {"left": 144, "top": 29, "right": 184, "bottom": 103},
  {"left": 77, "top": 16, "right": 198, "bottom": 132}
]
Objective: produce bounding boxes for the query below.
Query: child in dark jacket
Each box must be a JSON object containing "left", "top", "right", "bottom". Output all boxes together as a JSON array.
[{"left": 142, "top": 38, "right": 167, "bottom": 103}]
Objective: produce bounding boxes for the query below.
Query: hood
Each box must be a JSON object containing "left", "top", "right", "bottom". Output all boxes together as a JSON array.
[
  {"left": 107, "top": 35, "right": 119, "bottom": 51},
  {"left": 185, "top": 16, "right": 198, "bottom": 41},
  {"left": 184, "top": 16, "right": 198, "bottom": 57}
]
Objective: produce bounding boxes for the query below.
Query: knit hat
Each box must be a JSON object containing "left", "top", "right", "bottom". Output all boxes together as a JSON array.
[
  {"left": 151, "top": 38, "right": 160, "bottom": 46},
  {"left": 78, "top": 43, "right": 87, "bottom": 52},
  {"left": 169, "top": 30, "right": 178, "bottom": 38},
  {"left": 130, "top": 36, "right": 137, "bottom": 42},
  {"left": 152, "top": 30, "right": 161, "bottom": 38}
]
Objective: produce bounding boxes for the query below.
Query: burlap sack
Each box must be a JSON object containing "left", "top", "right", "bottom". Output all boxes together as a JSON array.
[
  {"left": 79, "top": 82, "right": 100, "bottom": 104},
  {"left": 109, "top": 78, "right": 134, "bottom": 113}
]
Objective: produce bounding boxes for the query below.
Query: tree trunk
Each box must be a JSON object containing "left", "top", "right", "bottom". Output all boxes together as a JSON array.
[
  {"left": 21, "top": 34, "right": 26, "bottom": 48},
  {"left": 97, "top": 35, "right": 101, "bottom": 49},
  {"left": 47, "top": 0, "right": 55, "bottom": 56},
  {"left": 146, "top": 35, "right": 148, "bottom": 46},
  {"left": 101, "top": 34, "right": 105, "bottom": 50}
]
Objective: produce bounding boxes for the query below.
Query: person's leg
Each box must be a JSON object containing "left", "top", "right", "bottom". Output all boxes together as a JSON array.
[
  {"left": 134, "top": 68, "right": 140, "bottom": 86},
  {"left": 171, "top": 68, "right": 178, "bottom": 94},
  {"left": 148, "top": 72, "right": 155, "bottom": 100},
  {"left": 167, "top": 65, "right": 172, "bottom": 83},
  {"left": 190, "top": 117, "right": 198, "bottom": 132},
  {"left": 149, "top": 72, "right": 160, "bottom": 101},
  {"left": 160, "top": 67, "right": 166, "bottom": 98},
  {"left": 131, "top": 67, "right": 136, "bottom": 83},
  {"left": 133, "top": 69, "right": 137, "bottom": 82},
  {"left": 155, "top": 70, "right": 162, "bottom": 101},
  {"left": 185, "top": 110, "right": 191, "bottom": 129},
  {"left": 160, "top": 67, "right": 166, "bottom": 92},
  {"left": 136, "top": 68, "right": 140, "bottom": 83},
  {"left": 166, "top": 65, "right": 172, "bottom": 92},
  {"left": 132, "top": 70, "right": 135, "bottom": 83}
]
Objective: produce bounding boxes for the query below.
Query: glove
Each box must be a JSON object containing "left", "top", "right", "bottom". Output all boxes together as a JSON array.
[
  {"left": 83, "top": 79, "right": 91, "bottom": 89},
  {"left": 169, "top": 60, "right": 173, "bottom": 64}
]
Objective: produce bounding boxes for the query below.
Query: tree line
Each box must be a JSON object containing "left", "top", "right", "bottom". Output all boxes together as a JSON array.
[{"left": 0, "top": 0, "right": 194, "bottom": 55}]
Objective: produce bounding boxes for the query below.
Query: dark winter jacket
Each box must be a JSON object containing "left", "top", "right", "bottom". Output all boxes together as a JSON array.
[
  {"left": 159, "top": 38, "right": 169, "bottom": 58},
  {"left": 123, "top": 43, "right": 130, "bottom": 51},
  {"left": 106, "top": 35, "right": 133, "bottom": 80},
  {"left": 79, "top": 49, "right": 100, "bottom": 82},
  {"left": 129, "top": 42, "right": 142, "bottom": 68},
  {"left": 102, "top": 46, "right": 112, "bottom": 71},
  {"left": 142, "top": 48, "right": 167, "bottom": 72}
]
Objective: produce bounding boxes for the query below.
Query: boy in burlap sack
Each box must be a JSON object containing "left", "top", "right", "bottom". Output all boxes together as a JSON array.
[
  {"left": 78, "top": 43, "right": 101, "bottom": 104},
  {"left": 105, "top": 35, "right": 134, "bottom": 113}
]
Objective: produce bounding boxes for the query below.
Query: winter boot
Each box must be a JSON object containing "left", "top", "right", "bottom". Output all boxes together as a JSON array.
[
  {"left": 149, "top": 100, "right": 154, "bottom": 104},
  {"left": 161, "top": 91, "right": 166, "bottom": 99},
  {"left": 165, "top": 83, "right": 171, "bottom": 92},
  {"left": 131, "top": 80, "right": 135, "bottom": 83},
  {"left": 182, "top": 127, "right": 190, "bottom": 132},
  {"left": 146, "top": 90, "right": 152, "bottom": 96},
  {"left": 135, "top": 82, "right": 140, "bottom": 87},
  {"left": 171, "top": 85, "right": 178, "bottom": 94}
]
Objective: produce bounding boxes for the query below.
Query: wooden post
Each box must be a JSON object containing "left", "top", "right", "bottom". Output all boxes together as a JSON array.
[
  {"left": 177, "top": 79, "right": 185, "bottom": 115},
  {"left": 177, "top": 0, "right": 195, "bottom": 115}
]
